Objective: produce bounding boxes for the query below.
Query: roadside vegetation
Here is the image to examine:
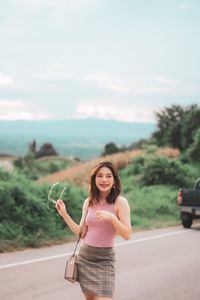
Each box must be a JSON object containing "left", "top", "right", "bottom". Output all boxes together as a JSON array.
[
  {"left": 120, "top": 150, "right": 199, "bottom": 230},
  {"left": 13, "top": 155, "right": 77, "bottom": 180},
  {"left": 0, "top": 103, "right": 200, "bottom": 252},
  {"left": 0, "top": 168, "right": 86, "bottom": 252}
]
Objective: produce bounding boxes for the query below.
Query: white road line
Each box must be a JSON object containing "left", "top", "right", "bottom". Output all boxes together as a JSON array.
[
  {"left": 0, "top": 253, "right": 70, "bottom": 270},
  {"left": 116, "top": 229, "right": 187, "bottom": 247},
  {"left": 0, "top": 229, "right": 187, "bottom": 269}
]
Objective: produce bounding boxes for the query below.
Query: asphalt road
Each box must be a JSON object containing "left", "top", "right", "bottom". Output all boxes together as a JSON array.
[{"left": 0, "top": 225, "right": 200, "bottom": 300}]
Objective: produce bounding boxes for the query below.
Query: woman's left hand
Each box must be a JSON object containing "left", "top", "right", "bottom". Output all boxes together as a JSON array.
[{"left": 96, "top": 210, "right": 115, "bottom": 222}]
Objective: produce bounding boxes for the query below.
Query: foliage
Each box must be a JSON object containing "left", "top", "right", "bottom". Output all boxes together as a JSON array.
[
  {"left": 120, "top": 152, "right": 200, "bottom": 229},
  {"left": 0, "top": 169, "right": 86, "bottom": 252},
  {"left": 128, "top": 139, "right": 148, "bottom": 150},
  {"left": 187, "top": 128, "right": 200, "bottom": 162},
  {"left": 13, "top": 155, "right": 74, "bottom": 180},
  {"left": 1, "top": 148, "right": 199, "bottom": 252},
  {"left": 35, "top": 143, "right": 58, "bottom": 158},
  {"left": 142, "top": 144, "right": 158, "bottom": 154},
  {"left": 13, "top": 154, "right": 37, "bottom": 180},
  {"left": 181, "top": 107, "right": 200, "bottom": 149},
  {"left": 153, "top": 104, "right": 200, "bottom": 151},
  {"left": 102, "top": 142, "right": 120, "bottom": 156},
  {"left": 34, "top": 157, "right": 74, "bottom": 176},
  {"left": 120, "top": 169, "right": 180, "bottom": 229},
  {"left": 123, "top": 154, "right": 198, "bottom": 188},
  {"left": 139, "top": 156, "right": 193, "bottom": 187},
  {"left": 114, "top": 151, "right": 199, "bottom": 230},
  {"left": 122, "top": 155, "right": 147, "bottom": 176}
]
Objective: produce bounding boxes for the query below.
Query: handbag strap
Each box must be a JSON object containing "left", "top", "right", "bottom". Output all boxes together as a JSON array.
[{"left": 72, "top": 205, "right": 88, "bottom": 257}]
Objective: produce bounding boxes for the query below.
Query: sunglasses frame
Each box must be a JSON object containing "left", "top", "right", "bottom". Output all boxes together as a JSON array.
[{"left": 48, "top": 182, "right": 67, "bottom": 204}]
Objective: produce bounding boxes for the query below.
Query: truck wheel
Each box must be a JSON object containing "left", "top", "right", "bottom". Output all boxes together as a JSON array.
[{"left": 180, "top": 212, "right": 193, "bottom": 228}]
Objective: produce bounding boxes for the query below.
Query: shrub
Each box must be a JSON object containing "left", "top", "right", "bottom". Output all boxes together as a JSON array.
[
  {"left": 13, "top": 156, "right": 73, "bottom": 180},
  {"left": 139, "top": 156, "right": 193, "bottom": 187},
  {"left": 0, "top": 171, "right": 86, "bottom": 251},
  {"left": 143, "top": 144, "right": 158, "bottom": 154}
]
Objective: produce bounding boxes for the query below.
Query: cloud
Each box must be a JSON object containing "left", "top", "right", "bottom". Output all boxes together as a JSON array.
[
  {"left": 0, "top": 73, "right": 15, "bottom": 88},
  {"left": 84, "top": 72, "right": 130, "bottom": 94},
  {"left": 0, "top": 100, "right": 49, "bottom": 120},
  {"left": 74, "top": 101, "right": 155, "bottom": 122},
  {"left": 150, "top": 76, "right": 179, "bottom": 85},
  {"left": 84, "top": 72, "right": 172, "bottom": 95}
]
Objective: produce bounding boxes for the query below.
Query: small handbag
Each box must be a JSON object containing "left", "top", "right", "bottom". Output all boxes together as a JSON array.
[
  {"left": 64, "top": 237, "right": 80, "bottom": 283},
  {"left": 64, "top": 208, "right": 88, "bottom": 283}
]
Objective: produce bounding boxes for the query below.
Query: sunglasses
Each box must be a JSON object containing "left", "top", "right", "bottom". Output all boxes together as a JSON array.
[{"left": 48, "top": 182, "right": 67, "bottom": 204}]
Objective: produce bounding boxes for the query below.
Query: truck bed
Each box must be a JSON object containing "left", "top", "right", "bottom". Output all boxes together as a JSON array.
[{"left": 180, "top": 188, "right": 200, "bottom": 206}]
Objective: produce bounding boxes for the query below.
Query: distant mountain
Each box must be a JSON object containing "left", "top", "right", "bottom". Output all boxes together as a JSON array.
[{"left": 0, "top": 119, "right": 156, "bottom": 160}]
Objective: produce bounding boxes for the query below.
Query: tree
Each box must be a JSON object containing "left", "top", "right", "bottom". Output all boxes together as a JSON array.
[
  {"left": 102, "top": 142, "right": 119, "bottom": 156},
  {"left": 152, "top": 104, "right": 200, "bottom": 151},
  {"left": 181, "top": 106, "right": 200, "bottom": 149},
  {"left": 187, "top": 128, "right": 200, "bottom": 161},
  {"left": 35, "top": 143, "right": 58, "bottom": 158}
]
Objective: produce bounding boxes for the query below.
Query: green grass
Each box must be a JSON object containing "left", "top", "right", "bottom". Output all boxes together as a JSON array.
[{"left": 120, "top": 167, "right": 180, "bottom": 230}]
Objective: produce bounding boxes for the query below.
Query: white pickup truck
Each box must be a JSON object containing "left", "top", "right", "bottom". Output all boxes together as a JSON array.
[{"left": 177, "top": 178, "right": 200, "bottom": 228}]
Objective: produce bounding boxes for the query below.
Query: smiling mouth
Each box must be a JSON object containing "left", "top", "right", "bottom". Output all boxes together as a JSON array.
[{"left": 100, "top": 184, "right": 109, "bottom": 187}]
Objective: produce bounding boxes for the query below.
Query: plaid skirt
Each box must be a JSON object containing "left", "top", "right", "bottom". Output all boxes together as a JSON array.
[{"left": 78, "top": 243, "right": 115, "bottom": 297}]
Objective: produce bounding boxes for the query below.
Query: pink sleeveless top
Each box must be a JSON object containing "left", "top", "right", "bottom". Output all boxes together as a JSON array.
[{"left": 84, "top": 202, "right": 117, "bottom": 247}]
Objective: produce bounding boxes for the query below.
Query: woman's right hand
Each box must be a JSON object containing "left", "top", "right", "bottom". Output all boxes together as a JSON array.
[{"left": 55, "top": 199, "right": 67, "bottom": 218}]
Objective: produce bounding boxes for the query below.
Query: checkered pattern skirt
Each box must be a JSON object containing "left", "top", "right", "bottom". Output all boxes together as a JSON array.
[{"left": 78, "top": 243, "right": 115, "bottom": 298}]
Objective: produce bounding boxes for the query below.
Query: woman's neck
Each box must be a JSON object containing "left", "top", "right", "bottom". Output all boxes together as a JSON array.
[
  {"left": 99, "top": 191, "right": 109, "bottom": 202},
  {"left": 98, "top": 198, "right": 106, "bottom": 204}
]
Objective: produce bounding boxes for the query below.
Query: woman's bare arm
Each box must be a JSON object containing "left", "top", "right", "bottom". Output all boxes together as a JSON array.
[
  {"left": 113, "top": 196, "right": 132, "bottom": 240},
  {"left": 79, "top": 198, "right": 89, "bottom": 238},
  {"left": 55, "top": 198, "right": 89, "bottom": 237}
]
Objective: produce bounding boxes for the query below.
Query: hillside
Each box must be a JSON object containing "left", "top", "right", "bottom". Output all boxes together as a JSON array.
[
  {"left": 37, "top": 147, "right": 179, "bottom": 186},
  {"left": 37, "top": 149, "right": 144, "bottom": 186}
]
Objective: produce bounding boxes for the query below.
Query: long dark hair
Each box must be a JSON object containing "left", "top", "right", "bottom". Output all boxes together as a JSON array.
[{"left": 88, "top": 161, "right": 121, "bottom": 205}]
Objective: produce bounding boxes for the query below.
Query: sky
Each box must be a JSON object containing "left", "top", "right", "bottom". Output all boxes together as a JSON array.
[{"left": 0, "top": 0, "right": 200, "bottom": 123}]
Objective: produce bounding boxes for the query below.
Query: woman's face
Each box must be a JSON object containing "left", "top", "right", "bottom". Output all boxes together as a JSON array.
[{"left": 95, "top": 166, "right": 114, "bottom": 194}]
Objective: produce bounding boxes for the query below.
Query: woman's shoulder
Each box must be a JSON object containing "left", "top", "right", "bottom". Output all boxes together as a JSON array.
[
  {"left": 83, "top": 197, "right": 90, "bottom": 209},
  {"left": 114, "top": 195, "right": 129, "bottom": 209},
  {"left": 116, "top": 195, "right": 128, "bottom": 204},
  {"left": 84, "top": 197, "right": 89, "bottom": 203}
]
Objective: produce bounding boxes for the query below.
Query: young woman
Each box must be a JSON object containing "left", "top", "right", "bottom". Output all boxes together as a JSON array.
[{"left": 55, "top": 161, "right": 132, "bottom": 300}]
